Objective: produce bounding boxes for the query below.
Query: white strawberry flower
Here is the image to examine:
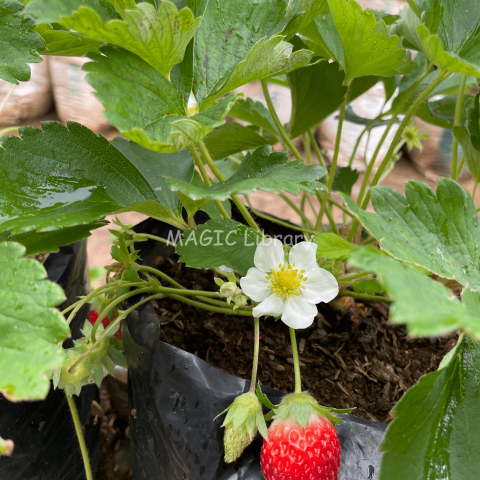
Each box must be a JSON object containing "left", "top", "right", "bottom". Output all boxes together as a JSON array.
[{"left": 240, "top": 239, "right": 338, "bottom": 329}]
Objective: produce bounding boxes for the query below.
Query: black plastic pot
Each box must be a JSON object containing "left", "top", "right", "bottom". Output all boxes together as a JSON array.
[
  {"left": 124, "top": 214, "right": 387, "bottom": 479},
  {"left": 0, "top": 242, "right": 100, "bottom": 480}
]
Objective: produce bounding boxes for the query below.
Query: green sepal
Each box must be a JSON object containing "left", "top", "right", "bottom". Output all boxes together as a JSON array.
[
  {"left": 214, "top": 277, "right": 224, "bottom": 287},
  {"left": 256, "top": 384, "right": 276, "bottom": 410},
  {"left": 227, "top": 272, "right": 237, "bottom": 283},
  {"left": 256, "top": 409, "right": 269, "bottom": 441},
  {"left": 93, "top": 363, "right": 104, "bottom": 387},
  {"left": 232, "top": 405, "right": 250, "bottom": 430},
  {"left": 101, "top": 354, "right": 115, "bottom": 376}
]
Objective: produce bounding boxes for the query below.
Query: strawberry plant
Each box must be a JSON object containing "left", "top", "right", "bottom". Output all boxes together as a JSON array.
[{"left": 1, "top": 0, "right": 480, "bottom": 478}]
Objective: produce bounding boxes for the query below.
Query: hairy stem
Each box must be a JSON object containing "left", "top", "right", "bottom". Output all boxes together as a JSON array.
[
  {"left": 188, "top": 144, "right": 230, "bottom": 219},
  {"left": 198, "top": 141, "right": 261, "bottom": 232},
  {"left": 166, "top": 293, "right": 253, "bottom": 316},
  {"left": 356, "top": 63, "right": 433, "bottom": 206},
  {"left": 249, "top": 317, "right": 260, "bottom": 393},
  {"left": 66, "top": 394, "right": 93, "bottom": 480},
  {"left": 289, "top": 328, "right": 302, "bottom": 393},
  {"left": 337, "top": 290, "right": 393, "bottom": 303},
  {"left": 280, "top": 193, "right": 316, "bottom": 230},
  {"left": 261, "top": 79, "right": 302, "bottom": 160},
  {"left": 327, "top": 97, "right": 347, "bottom": 192},
  {"left": 347, "top": 69, "right": 451, "bottom": 242},
  {"left": 308, "top": 129, "right": 327, "bottom": 170},
  {"left": 452, "top": 75, "right": 467, "bottom": 181},
  {"left": 136, "top": 233, "right": 177, "bottom": 247}
]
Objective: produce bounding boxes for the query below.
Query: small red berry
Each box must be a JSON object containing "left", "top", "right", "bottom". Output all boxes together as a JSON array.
[
  {"left": 87, "top": 309, "right": 122, "bottom": 340},
  {"left": 260, "top": 415, "right": 341, "bottom": 480}
]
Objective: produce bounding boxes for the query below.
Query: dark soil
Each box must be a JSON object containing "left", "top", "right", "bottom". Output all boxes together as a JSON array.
[{"left": 153, "top": 256, "right": 457, "bottom": 423}]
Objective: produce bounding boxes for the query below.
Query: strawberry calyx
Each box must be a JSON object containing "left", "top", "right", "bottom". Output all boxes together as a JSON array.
[
  {"left": 217, "top": 391, "right": 268, "bottom": 463},
  {"left": 272, "top": 392, "right": 352, "bottom": 428}
]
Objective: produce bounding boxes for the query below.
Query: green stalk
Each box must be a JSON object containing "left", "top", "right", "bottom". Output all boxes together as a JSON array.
[
  {"left": 304, "top": 193, "right": 318, "bottom": 217},
  {"left": 91, "top": 287, "right": 152, "bottom": 342},
  {"left": 249, "top": 317, "right": 260, "bottom": 393},
  {"left": 337, "top": 271, "right": 371, "bottom": 284},
  {"left": 0, "top": 126, "right": 18, "bottom": 137},
  {"left": 245, "top": 197, "right": 316, "bottom": 235},
  {"left": 314, "top": 191, "right": 329, "bottom": 231},
  {"left": 327, "top": 97, "right": 347, "bottom": 192},
  {"left": 347, "top": 69, "right": 451, "bottom": 242},
  {"left": 451, "top": 75, "right": 467, "bottom": 181},
  {"left": 308, "top": 129, "right": 327, "bottom": 170},
  {"left": 136, "top": 233, "right": 177, "bottom": 247},
  {"left": 198, "top": 141, "right": 261, "bottom": 232},
  {"left": 304, "top": 133, "right": 312, "bottom": 165},
  {"left": 337, "top": 290, "right": 393, "bottom": 303},
  {"left": 280, "top": 193, "right": 316, "bottom": 230},
  {"left": 188, "top": 144, "right": 230, "bottom": 220},
  {"left": 289, "top": 327, "right": 302, "bottom": 393},
  {"left": 261, "top": 79, "right": 302, "bottom": 160},
  {"left": 66, "top": 394, "right": 93, "bottom": 480},
  {"left": 166, "top": 293, "right": 253, "bottom": 316},
  {"left": 137, "top": 265, "right": 183, "bottom": 289},
  {"left": 356, "top": 63, "right": 434, "bottom": 206}
]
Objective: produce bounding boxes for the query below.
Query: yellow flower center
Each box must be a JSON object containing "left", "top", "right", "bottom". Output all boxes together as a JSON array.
[{"left": 266, "top": 263, "right": 307, "bottom": 301}]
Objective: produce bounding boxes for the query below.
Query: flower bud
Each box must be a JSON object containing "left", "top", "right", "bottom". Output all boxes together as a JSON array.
[
  {"left": 220, "top": 282, "right": 237, "bottom": 298},
  {"left": 233, "top": 294, "right": 248, "bottom": 307}
]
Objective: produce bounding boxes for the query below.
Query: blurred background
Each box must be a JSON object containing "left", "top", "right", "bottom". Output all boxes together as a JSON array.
[{"left": 1, "top": 0, "right": 478, "bottom": 275}]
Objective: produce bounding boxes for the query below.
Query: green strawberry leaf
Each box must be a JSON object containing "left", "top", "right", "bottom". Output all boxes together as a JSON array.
[
  {"left": 416, "top": 24, "right": 480, "bottom": 77},
  {"left": 343, "top": 179, "right": 480, "bottom": 290},
  {"left": 287, "top": 60, "right": 347, "bottom": 138},
  {"left": 327, "top": 0, "right": 405, "bottom": 84},
  {"left": 330, "top": 166, "right": 359, "bottom": 195},
  {"left": 0, "top": 242, "right": 70, "bottom": 401},
  {"left": 85, "top": 46, "right": 240, "bottom": 152},
  {"left": 0, "top": 0, "right": 45, "bottom": 84},
  {"left": 0, "top": 221, "right": 107, "bottom": 256},
  {"left": 453, "top": 126, "right": 480, "bottom": 183},
  {"left": 192, "top": 0, "right": 288, "bottom": 106},
  {"left": 109, "top": 0, "right": 135, "bottom": 17},
  {"left": 228, "top": 98, "right": 279, "bottom": 136},
  {"left": 59, "top": 2, "right": 200, "bottom": 78},
  {"left": 200, "top": 35, "right": 312, "bottom": 111},
  {"left": 0, "top": 122, "right": 194, "bottom": 236},
  {"left": 177, "top": 219, "right": 262, "bottom": 275},
  {"left": 166, "top": 145, "right": 326, "bottom": 201},
  {"left": 26, "top": 0, "right": 117, "bottom": 24},
  {"left": 203, "top": 122, "right": 274, "bottom": 161},
  {"left": 283, "top": 0, "right": 328, "bottom": 40},
  {"left": 313, "top": 232, "right": 356, "bottom": 261},
  {"left": 378, "top": 334, "right": 480, "bottom": 480},
  {"left": 34, "top": 23, "right": 103, "bottom": 56},
  {"left": 349, "top": 248, "right": 480, "bottom": 337}
]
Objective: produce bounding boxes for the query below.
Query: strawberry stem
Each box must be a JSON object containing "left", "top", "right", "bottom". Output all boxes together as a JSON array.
[
  {"left": 249, "top": 317, "right": 260, "bottom": 393},
  {"left": 289, "top": 328, "right": 302, "bottom": 393}
]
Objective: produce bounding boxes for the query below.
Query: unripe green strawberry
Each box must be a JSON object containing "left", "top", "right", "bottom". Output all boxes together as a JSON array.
[
  {"left": 219, "top": 391, "right": 268, "bottom": 463},
  {"left": 83, "top": 336, "right": 111, "bottom": 361},
  {"left": 224, "top": 422, "right": 258, "bottom": 463},
  {"left": 60, "top": 356, "right": 90, "bottom": 384}
]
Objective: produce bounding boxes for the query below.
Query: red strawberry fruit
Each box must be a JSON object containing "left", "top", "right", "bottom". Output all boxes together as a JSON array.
[
  {"left": 261, "top": 415, "right": 341, "bottom": 480},
  {"left": 260, "top": 392, "right": 346, "bottom": 480},
  {"left": 87, "top": 309, "right": 122, "bottom": 340}
]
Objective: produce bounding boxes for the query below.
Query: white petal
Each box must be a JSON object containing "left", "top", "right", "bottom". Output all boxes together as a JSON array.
[
  {"left": 301, "top": 267, "right": 339, "bottom": 304},
  {"left": 281, "top": 295, "right": 317, "bottom": 329},
  {"left": 240, "top": 267, "right": 271, "bottom": 302},
  {"left": 288, "top": 241, "right": 318, "bottom": 272},
  {"left": 254, "top": 238, "right": 285, "bottom": 272},
  {"left": 252, "top": 294, "right": 284, "bottom": 318}
]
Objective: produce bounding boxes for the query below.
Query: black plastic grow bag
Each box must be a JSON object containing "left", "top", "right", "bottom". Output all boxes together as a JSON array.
[
  {"left": 0, "top": 242, "right": 100, "bottom": 480},
  {"left": 124, "top": 214, "right": 387, "bottom": 479}
]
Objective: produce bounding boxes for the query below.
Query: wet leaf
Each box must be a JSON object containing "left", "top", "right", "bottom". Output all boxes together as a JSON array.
[
  {"left": 0, "top": 242, "right": 69, "bottom": 401},
  {"left": 283, "top": 0, "right": 328, "bottom": 40},
  {"left": 177, "top": 219, "right": 262, "bottom": 275},
  {"left": 0, "top": 0, "right": 44, "bottom": 84},
  {"left": 378, "top": 334, "right": 480, "bottom": 480},
  {"left": 327, "top": 0, "right": 405, "bottom": 83},
  {"left": 192, "top": 0, "right": 287, "bottom": 106},
  {"left": 343, "top": 179, "right": 480, "bottom": 290},
  {"left": 166, "top": 145, "right": 326, "bottom": 201},
  {"left": 85, "top": 47, "right": 240, "bottom": 152},
  {"left": 200, "top": 35, "right": 312, "bottom": 111},
  {"left": 0, "top": 122, "right": 194, "bottom": 236}
]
